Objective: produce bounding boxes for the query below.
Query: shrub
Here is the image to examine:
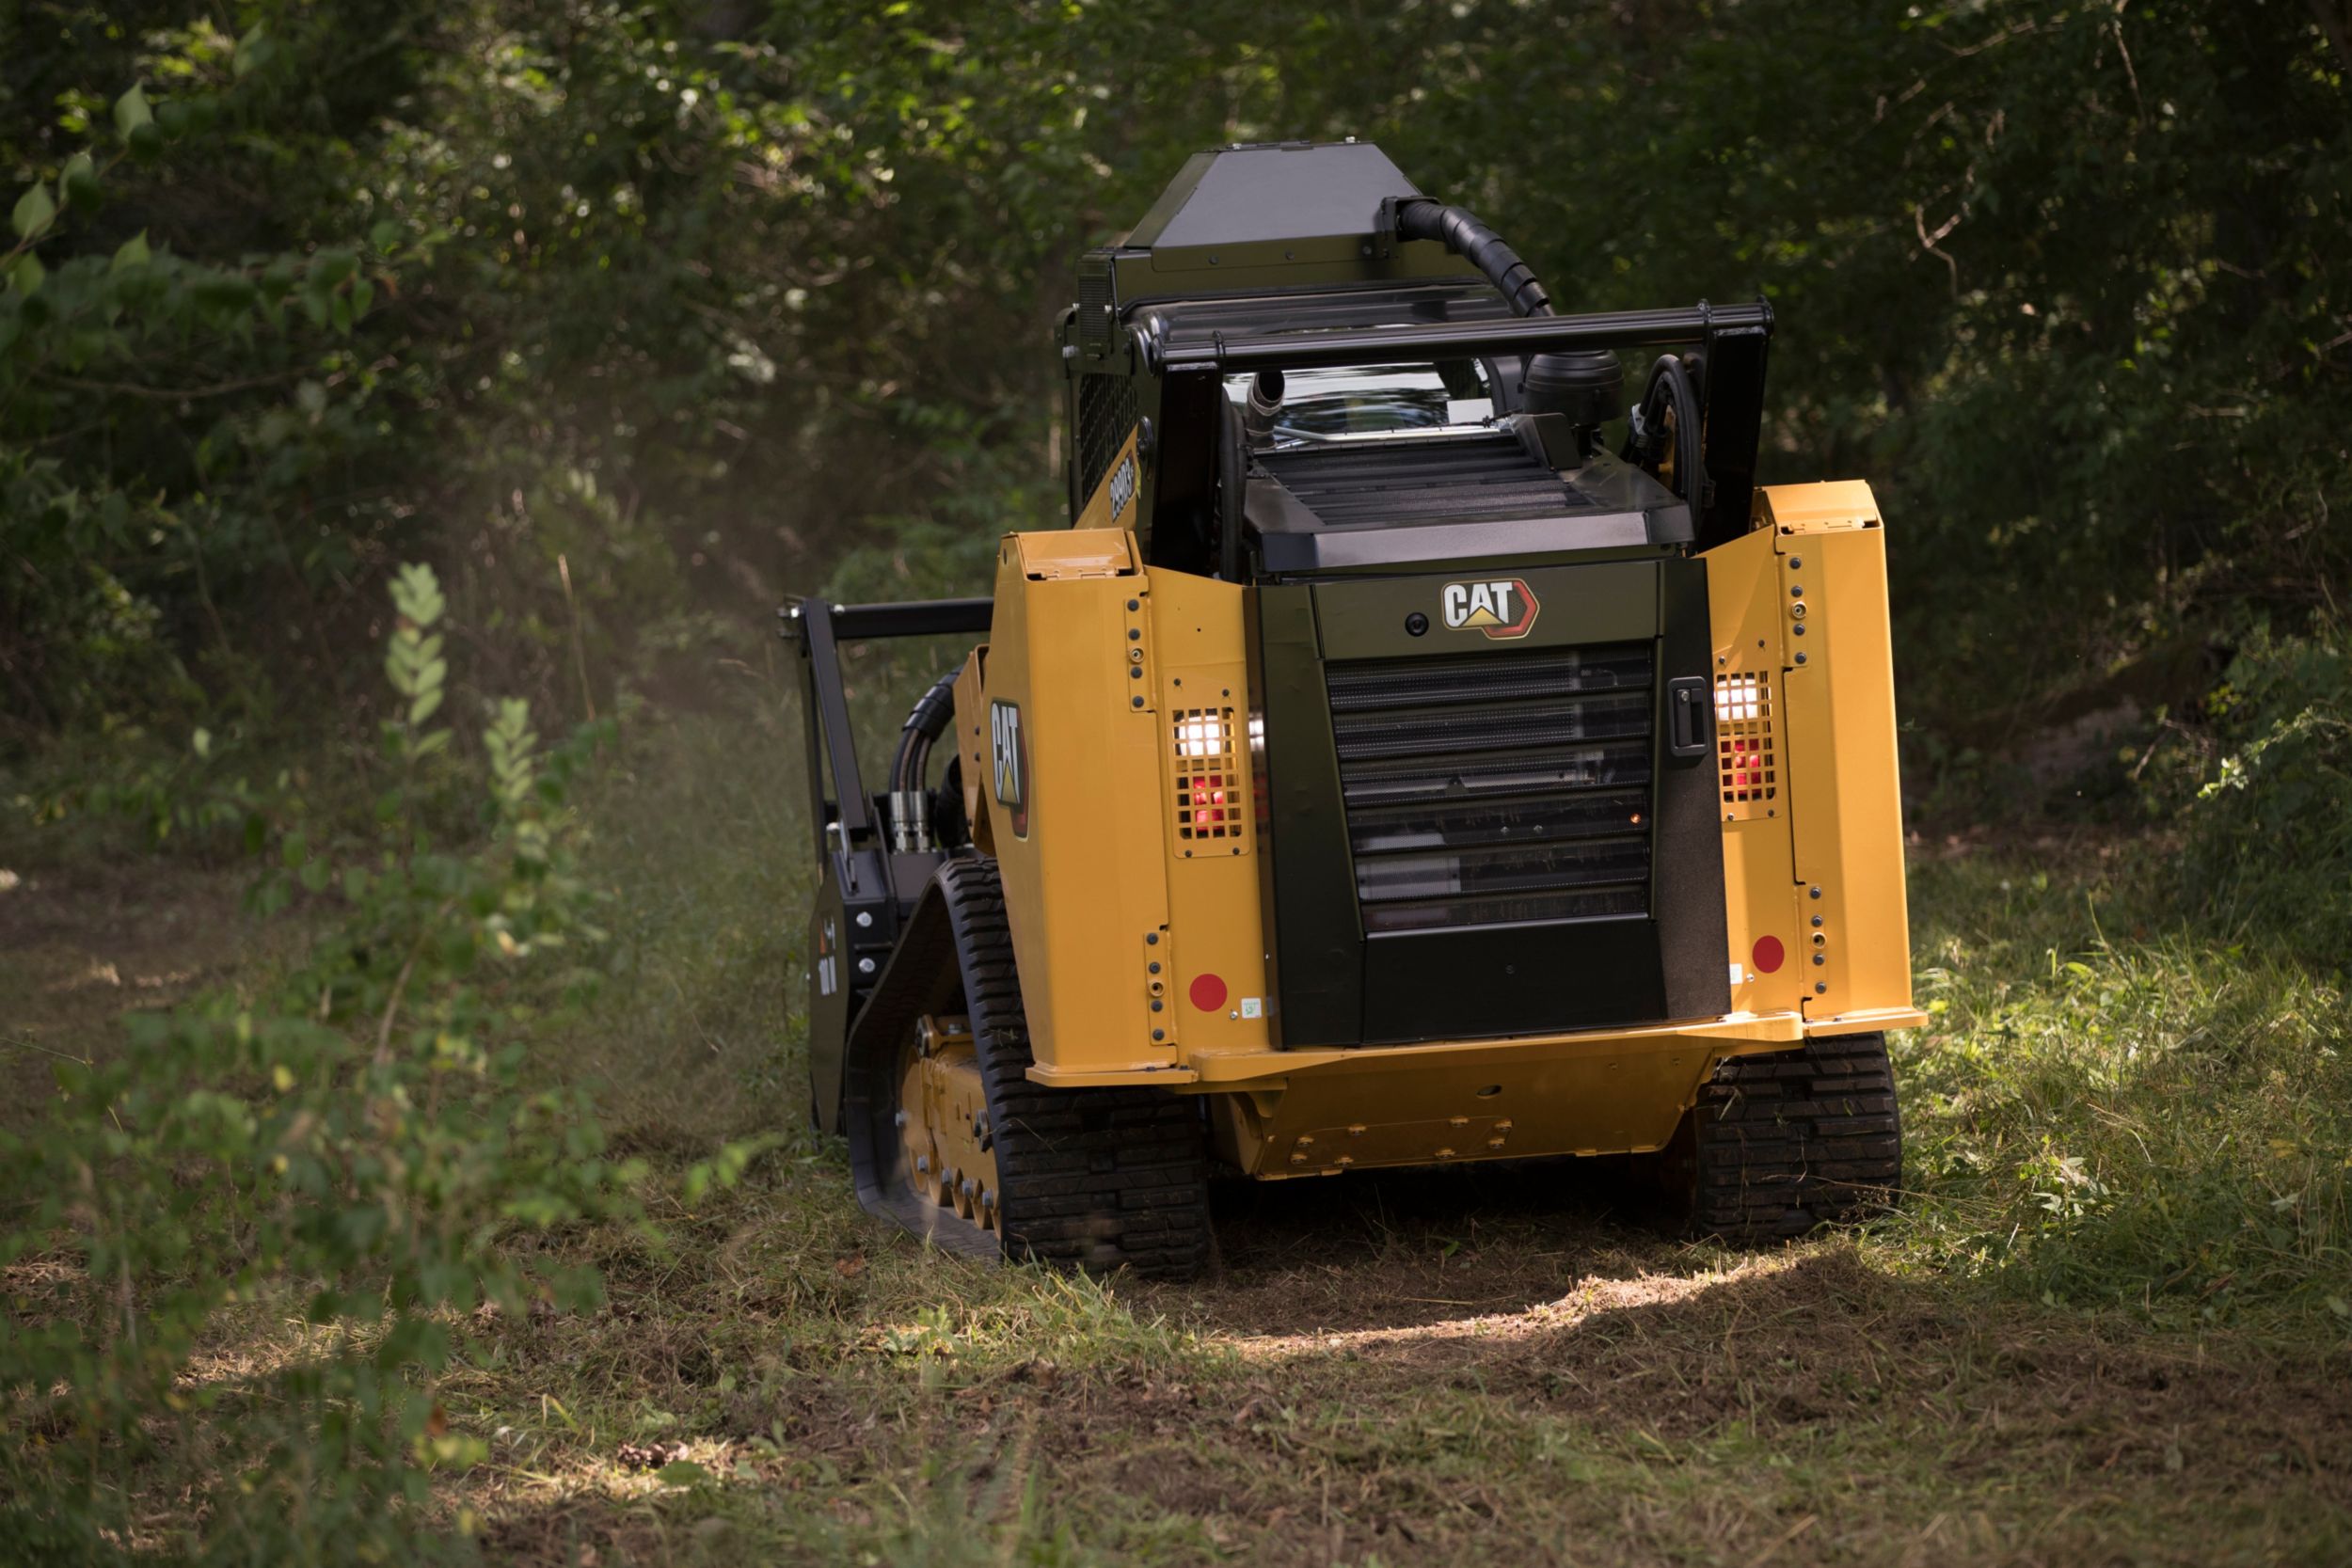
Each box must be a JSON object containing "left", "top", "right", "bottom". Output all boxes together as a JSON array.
[
  {"left": 2184, "top": 627, "right": 2352, "bottom": 971},
  {"left": 0, "top": 564, "right": 638, "bottom": 1563}
]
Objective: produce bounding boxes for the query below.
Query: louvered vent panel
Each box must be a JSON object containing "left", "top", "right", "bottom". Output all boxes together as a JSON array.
[
  {"left": 1263, "top": 433, "right": 1587, "bottom": 528},
  {"left": 1325, "top": 643, "right": 1654, "bottom": 934}
]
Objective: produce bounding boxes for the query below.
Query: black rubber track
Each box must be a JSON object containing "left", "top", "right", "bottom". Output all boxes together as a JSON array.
[
  {"left": 842, "top": 858, "right": 1211, "bottom": 1279},
  {"left": 1690, "top": 1031, "right": 1902, "bottom": 1243}
]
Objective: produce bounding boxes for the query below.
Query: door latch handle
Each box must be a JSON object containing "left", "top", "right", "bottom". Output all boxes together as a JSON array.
[{"left": 1667, "top": 676, "right": 1710, "bottom": 761}]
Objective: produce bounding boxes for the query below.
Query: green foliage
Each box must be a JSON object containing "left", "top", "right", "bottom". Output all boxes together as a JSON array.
[
  {"left": 2185, "top": 626, "right": 2352, "bottom": 964},
  {"left": 7, "top": 2, "right": 2339, "bottom": 786},
  {"left": 0, "top": 564, "right": 639, "bottom": 1562},
  {"left": 5, "top": 44, "right": 418, "bottom": 742}
]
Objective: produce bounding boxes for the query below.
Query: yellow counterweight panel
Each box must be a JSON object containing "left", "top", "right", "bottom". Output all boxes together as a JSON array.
[
  {"left": 1756, "top": 483, "right": 1915, "bottom": 1025},
  {"left": 1701, "top": 525, "right": 1808, "bottom": 1021},
  {"left": 1143, "top": 570, "right": 1275, "bottom": 1059},
  {"left": 980, "top": 530, "right": 1184, "bottom": 1077}
]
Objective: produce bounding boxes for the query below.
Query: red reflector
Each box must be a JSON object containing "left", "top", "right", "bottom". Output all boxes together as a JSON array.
[
  {"left": 1189, "top": 973, "right": 1229, "bottom": 1012},
  {"left": 1752, "top": 935, "right": 1785, "bottom": 974}
]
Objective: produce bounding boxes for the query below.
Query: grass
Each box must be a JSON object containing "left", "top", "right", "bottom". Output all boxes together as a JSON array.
[
  {"left": 5, "top": 698, "right": 2350, "bottom": 1564},
  {"left": 1892, "top": 847, "right": 2351, "bottom": 1331}
]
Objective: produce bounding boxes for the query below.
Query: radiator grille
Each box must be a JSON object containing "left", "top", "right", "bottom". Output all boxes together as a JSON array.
[
  {"left": 1075, "top": 372, "right": 1136, "bottom": 504},
  {"left": 1172, "top": 708, "right": 1244, "bottom": 848},
  {"left": 1326, "top": 642, "right": 1655, "bottom": 934},
  {"left": 1713, "top": 672, "right": 1776, "bottom": 816}
]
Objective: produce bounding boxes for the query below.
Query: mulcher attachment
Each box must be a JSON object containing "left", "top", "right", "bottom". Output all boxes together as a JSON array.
[
  {"left": 843, "top": 858, "right": 1211, "bottom": 1278},
  {"left": 1686, "top": 1032, "right": 1903, "bottom": 1243}
]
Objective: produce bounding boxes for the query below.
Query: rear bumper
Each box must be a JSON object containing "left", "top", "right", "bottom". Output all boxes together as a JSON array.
[
  {"left": 1027, "top": 1004, "right": 1926, "bottom": 1179},
  {"left": 1024, "top": 1005, "right": 1926, "bottom": 1090},
  {"left": 1215, "top": 1004, "right": 1926, "bottom": 1083}
]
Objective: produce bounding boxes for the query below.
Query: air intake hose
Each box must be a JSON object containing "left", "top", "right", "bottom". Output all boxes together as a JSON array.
[{"left": 1392, "top": 198, "right": 1552, "bottom": 318}]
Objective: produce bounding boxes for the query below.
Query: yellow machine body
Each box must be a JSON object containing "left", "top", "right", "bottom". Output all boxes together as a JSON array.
[{"left": 956, "top": 483, "right": 1923, "bottom": 1181}]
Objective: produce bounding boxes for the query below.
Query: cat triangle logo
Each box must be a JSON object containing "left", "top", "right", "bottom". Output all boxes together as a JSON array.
[{"left": 1440, "top": 578, "right": 1541, "bottom": 640}]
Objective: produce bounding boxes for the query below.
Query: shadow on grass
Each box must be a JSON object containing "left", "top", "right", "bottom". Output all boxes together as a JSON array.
[{"left": 1159, "top": 1155, "right": 1680, "bottom": 1336}]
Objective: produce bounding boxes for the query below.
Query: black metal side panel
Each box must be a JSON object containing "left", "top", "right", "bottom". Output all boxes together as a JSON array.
[
  {"left": 1359, "top": 912, "right": 1671, "bottom": 1040},
  {"left": 805, "top": 867, "right": 852, "bottom": 1127},
  {"left": 1692, "top": 325, "right": 1772, "bottom": 551},
  {"left": 806, "top": 844, "right": 898, "bottom": 1131},
  {"left": 1248, "top": 584, "right": 1362, "bottom": 1047},
  {"left": 1656, "top": 558, "right": 1733, "bottom": 1018}
]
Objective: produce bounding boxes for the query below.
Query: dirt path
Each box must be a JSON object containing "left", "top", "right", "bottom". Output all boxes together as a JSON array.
[
  {"left": 0, "top": 858, "right": 271, "bottom": 1130},
  {"left": 450, "top": 1154, "right": 2349, "bottom": 1566}
]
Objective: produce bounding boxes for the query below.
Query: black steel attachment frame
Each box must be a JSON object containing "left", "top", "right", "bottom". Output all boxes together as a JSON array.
[
  {"left": 783, "top": 594, "right": 993, "bottom": 1135},
  {"left": 779, "top": 596, "right": 993, "bottom": 857}
]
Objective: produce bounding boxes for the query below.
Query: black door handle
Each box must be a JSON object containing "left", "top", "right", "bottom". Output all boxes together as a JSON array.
[{"left": 1667, "top": 675, "right": 1710, "bottom": 760}]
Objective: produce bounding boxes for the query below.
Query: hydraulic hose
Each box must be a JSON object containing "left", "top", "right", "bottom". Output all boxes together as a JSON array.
[
  {"left": 888, "top": 669, "right": 960, "bottom": 851},
  {"left": 1393, "top": 198, "right": 1552, "bottom": 318}
]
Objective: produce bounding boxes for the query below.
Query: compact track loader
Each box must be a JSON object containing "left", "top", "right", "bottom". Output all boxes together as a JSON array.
[{"left": 785, "top": 142, "right": 1922, "bottom": 1278}]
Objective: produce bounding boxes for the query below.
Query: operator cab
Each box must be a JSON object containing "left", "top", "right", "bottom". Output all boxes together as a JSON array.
[{"left": 1057, "top": 140, "right": 1769, "bottom": 587}]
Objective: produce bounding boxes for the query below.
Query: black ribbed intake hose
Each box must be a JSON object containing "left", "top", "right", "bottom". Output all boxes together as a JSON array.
[{"left": 1393, "top": 198, "right": 1552, "bottom": 318}]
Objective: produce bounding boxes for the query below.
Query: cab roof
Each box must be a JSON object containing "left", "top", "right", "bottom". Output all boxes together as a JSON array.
[{"left": 1127, "top": 141, "right": 1424, "bottom": 251}]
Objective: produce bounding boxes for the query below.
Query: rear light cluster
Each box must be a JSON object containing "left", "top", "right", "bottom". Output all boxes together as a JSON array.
[
  {"left": 1172, "top": 707, "right": 1244, "bottom": 845},
  {"left": 1713, "top": 673, "right": 1777, "bottom": 815}
]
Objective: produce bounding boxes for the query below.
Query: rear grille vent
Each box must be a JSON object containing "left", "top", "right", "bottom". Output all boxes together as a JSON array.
[
  {"left": 1172, "top": 708, "right": 1244, "bottom": 849},
  {"left": 1075, "top": 372, "right": 1136, "bottom": 504},
  {"left": 1713, "top": 673, "right": 1776, "bottom": 816},
  {"left": 1326, "top": 643, "right": 1655, "bottom": 934},
  {"left": 1263, "top": 434, "right": 1587, "bottom": 529}
]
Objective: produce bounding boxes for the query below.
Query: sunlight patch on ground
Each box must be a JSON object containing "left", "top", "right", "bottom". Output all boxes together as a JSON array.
[
  {"left": 1224, "top": 1251, "right": 1781, "bottom": 1361},
  {"left": 175, "top": 1318, "right": 358, "bottom": 1393}
]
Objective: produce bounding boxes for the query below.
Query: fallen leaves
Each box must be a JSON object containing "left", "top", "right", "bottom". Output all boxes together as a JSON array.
[{"left": 613, "top": 1440, "right": 690, "bottom": 1472}]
